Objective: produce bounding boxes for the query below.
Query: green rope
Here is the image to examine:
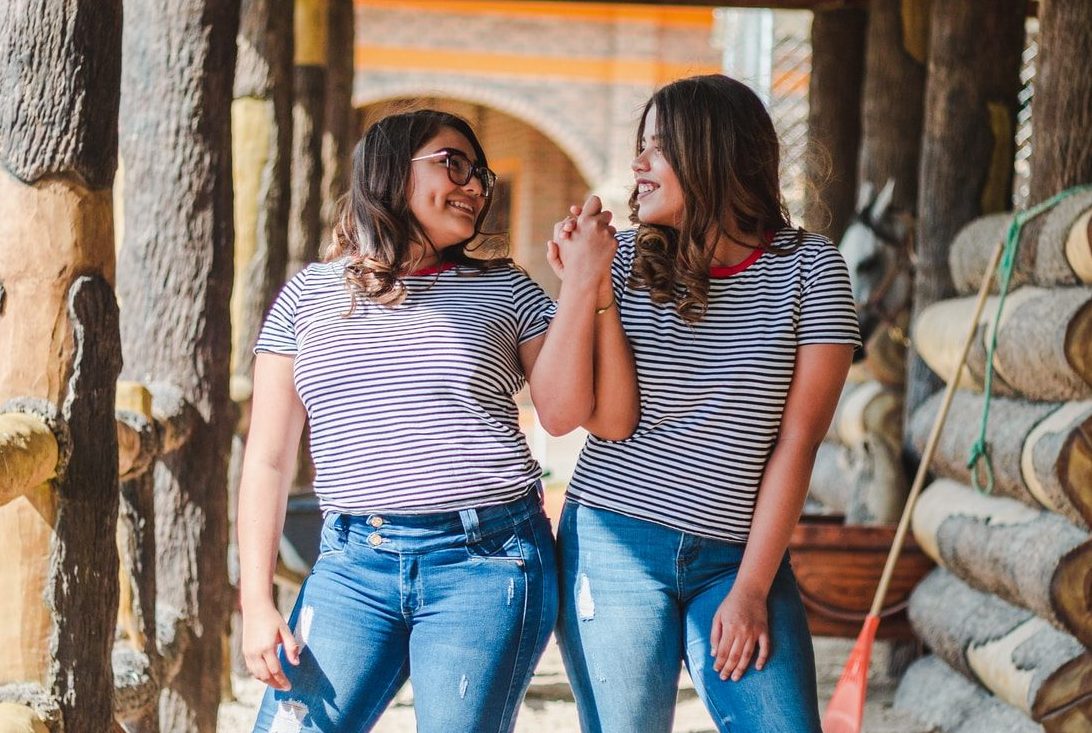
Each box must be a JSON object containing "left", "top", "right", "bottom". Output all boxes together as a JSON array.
[{"left": 966, "top": 184, "right": 1092, "bottom": 493}]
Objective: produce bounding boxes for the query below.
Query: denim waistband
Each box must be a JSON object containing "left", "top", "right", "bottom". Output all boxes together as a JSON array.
[{"left": 330, "top": 484, "right": 543, "bottom": 545}]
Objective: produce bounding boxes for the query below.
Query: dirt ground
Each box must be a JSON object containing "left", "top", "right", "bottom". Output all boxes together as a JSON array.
[{"left": 218, "top": 636, "right": 932, "bottom": 732}]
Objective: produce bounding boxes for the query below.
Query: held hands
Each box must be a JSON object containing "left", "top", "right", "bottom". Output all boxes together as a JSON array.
[
  {"left": 710, "top": 585, "right": 770, "bottom": 682},
  {"left": 546, "top": 195, "right": 617, "bottom": 293},
  {"left": 242, "top": 599, "right": 301, "bottom": 691}
]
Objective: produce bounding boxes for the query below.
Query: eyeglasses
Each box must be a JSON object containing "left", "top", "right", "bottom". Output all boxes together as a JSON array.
[{"left": 410, "top": 148, "right": 496, "bottom": 198}]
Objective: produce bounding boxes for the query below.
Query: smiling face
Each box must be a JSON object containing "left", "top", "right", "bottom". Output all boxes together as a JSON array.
[
  {"left": 407, "top": 126, "right": 487, "bottom": 254},
  {"left": 632, "top": 104, "right": 685, "bottom": 228}
]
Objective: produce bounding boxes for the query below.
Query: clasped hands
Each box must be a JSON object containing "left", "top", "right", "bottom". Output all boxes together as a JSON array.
[{"left": 546, "top": 195, "right": 617, "bottom": 307}]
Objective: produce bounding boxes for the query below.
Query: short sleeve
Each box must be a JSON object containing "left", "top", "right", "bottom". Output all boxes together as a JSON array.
[
  {"left": 797, "top": 243, "right": 863, "bottom": 349},
  {"left": 254, "top": 267, "right": 308, "bottom": 355},
  {"left": 511, "top": 270, "right": 554, "bottom": 344}
]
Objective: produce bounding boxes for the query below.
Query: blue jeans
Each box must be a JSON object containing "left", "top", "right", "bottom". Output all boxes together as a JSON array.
[
  {"left": 252, "top": 489, "right": 557, "bottom": 733},
  {"left": 556, "top": 501, "right": 821, "bottom": 733}
]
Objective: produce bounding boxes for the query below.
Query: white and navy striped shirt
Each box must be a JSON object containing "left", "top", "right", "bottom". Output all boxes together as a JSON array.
[
  {"left": 564, "top": 228, "right": 861, "bottom": 542},
  {"left": 255, "top": 259, "right": 553, "bottom": 514}
]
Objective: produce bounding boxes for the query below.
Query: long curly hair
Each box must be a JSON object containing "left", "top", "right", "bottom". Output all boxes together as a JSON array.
[
  {"left": 326, "top": 109, "right": 510, "bottom": 309},
  {"left": 629, "top": 75, "right": 800, "bottom": 322}
]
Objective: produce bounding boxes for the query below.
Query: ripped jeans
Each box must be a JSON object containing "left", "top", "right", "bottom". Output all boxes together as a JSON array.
[
  {"left": 252, "top": 489, "right": 557, "bottom": 733},
  {"left": 556, "top": 500, "right": 822, "bottom": 733}
]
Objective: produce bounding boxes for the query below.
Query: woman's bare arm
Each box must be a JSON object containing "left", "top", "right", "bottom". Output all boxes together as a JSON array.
[
  {"left": 710, "top": 342, "right": 853, "bottom": 681},
  {"left": 237, "top": 352, "right": 308, "bottom": 690}
]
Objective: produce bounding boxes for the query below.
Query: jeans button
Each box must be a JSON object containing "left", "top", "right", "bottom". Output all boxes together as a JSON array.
[
  {"left": 368, "top": 532, "right": 383, "bottom": 546},
  {"left": 369, "top": 516, "right": 384, "bottom": 528}
]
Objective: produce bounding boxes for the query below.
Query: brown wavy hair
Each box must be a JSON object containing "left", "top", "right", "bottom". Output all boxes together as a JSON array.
[
  {"left": 629, "top": 75, "right": 800, "bottom": 322},
  {"left": 326, "top": 109, "right": 510, "bottom": 309}
]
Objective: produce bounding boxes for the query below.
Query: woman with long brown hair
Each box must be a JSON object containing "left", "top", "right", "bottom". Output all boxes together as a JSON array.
[
  {"left": 238, "top": 109, "right": 637, "bottom": 733},
  {"left": 551, "top": 75, "right": 859, "bottom": 732}
]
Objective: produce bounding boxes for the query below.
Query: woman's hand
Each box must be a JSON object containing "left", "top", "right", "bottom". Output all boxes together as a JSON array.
[
  {"left": 710, "top": 585, "right": 770, "bottom": 682},
  {"left": 242, "top": 599, "right": 301, "bottom": 690},
  {"left": 546, "top": 195, "right": 616, "bottom": 289}
]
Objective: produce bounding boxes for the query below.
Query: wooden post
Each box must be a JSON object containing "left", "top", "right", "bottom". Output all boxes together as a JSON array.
[
  {"left": 114, "top": 383, "right": 162, "bottom": 729},
  {"left": 905, "top": 0, "right": 1026, "bottom": 422},
  {"left": 1028, "top": 0, "right": 1092, "bottom": 204},
  {"left": 857, "top": 0, "right": 928, "bottom": 213},
  {"left": 289, "top": 0, "right": 328, "bottom": 276},
  {"left": 321, "top": 0, "right": 356, "bottom": 248},
  {"left": 857, "top": 1, "right": 928, "bottom": 481},
  {"left": 804, "top": 7, "right": 866, "bottom": 243},
  {"left": 0, "top": 2, "right": 123, "bottom": 730},
  {"left": 118, "top": 1, "right": 240, "bottom": 730},
  {"left": 233, "top": 0, "right": 293, "bottom": 379},
  {"left": 229, "top": 0, "right": 294, "bottom": 684}
]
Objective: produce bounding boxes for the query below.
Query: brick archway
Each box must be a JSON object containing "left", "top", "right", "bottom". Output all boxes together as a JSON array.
[{"left": 354, "top": 82, "right": 605, "bottom": 187}]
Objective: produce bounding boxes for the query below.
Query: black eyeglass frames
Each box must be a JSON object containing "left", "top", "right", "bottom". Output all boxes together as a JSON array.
[{"left": 410, "top": 149, "right": 496, "bottom": 198}]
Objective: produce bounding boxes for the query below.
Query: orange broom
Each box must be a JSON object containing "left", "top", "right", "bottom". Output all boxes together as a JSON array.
[{"left": 820, "top": 236, "right": 1005, "bottom": 733}]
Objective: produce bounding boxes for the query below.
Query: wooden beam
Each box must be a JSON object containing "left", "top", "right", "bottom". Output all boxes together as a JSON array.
[
  {"left": 912, "top": 478, "right": 1092, "bottom": 647},
  {"left": 0, "top": 414, "right": 58, "bottom": 506},
  {"left": 910, "top": 392, "right": 1092, "bottom": 528},
  {"left": 909, "top": 568, "right": 1092, "bottom": 724}
]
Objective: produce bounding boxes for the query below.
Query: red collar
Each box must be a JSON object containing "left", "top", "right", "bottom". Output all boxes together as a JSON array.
[
  {"left": 408, "top": 262, "right": 456, "bottom": 276},
  {"left": 710, "top": 247, "right": 763, "bottom": 278},
  {"left": 709, "top": 229, "right": 776, "bottom": 278}
]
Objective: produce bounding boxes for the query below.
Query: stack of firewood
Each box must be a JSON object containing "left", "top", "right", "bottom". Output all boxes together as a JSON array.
[
  {"left": 893, "top": 191, "right": 1092, "bottom": 732},
  {"left": 808, "top": 325, "right": 910, "bottom": 525}
]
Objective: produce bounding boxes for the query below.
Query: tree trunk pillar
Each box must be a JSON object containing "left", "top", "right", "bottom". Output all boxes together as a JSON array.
[
  {"left": 321, "top": 0, "right": 355, "bottom": 248},
  {"left": 1029, "top": 0, "right": 1092, "bottom": 204},
  {"left": 804, "top": 7, "right": 866, "bottom": 243},
  {"left": 857, "top": 0, "right": 928, "bottom": 213},
  {"left": 228, "top": 0, "right": 294, "bottom": 681},
  {"left": 0, "top": 2, "right": 123, "bottom": 730},
  {"left": 289, "top": 0, "right": 328, "bottom": 276},
  {"left": 904, "top": 0, "right": 1026, "bottom": 428},
  {"left": 118, "top": 2, "right": 240, "bottom": 730}
]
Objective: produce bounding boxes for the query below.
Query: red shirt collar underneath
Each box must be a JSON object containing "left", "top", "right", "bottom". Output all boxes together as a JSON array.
[
  {"left": 709, "top": 245, "right": 763, "bottom": 278},
  {"left": 408, "top": 262, "right": 456, "bottom": 277}
]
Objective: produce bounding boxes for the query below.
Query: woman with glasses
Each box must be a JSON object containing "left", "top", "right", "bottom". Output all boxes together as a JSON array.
[
  {"left": 238, "top": 109, "right": 638, "bottom": 733},
  {"left": 549, "top": 75, "right": 860, "bottom": 733}
]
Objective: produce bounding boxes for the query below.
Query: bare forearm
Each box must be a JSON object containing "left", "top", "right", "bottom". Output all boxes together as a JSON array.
[
  {"left": 528, "top": 278, "right": 601, "bottom": 434},
  {"left": 237, "top": 459, "right": 293, "bottom": 611},
  {"left": 735, "top": 438, "right": 819, "bottom": 596},
  {"left": 584, "top": 304, "right": 639, "bottom": 440}
]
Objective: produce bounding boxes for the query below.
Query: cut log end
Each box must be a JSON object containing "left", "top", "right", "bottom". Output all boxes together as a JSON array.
[{"left": 1067, "top": 298, "right": 1092, "bottom": 389}]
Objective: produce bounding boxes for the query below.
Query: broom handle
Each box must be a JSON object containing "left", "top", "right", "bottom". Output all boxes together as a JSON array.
[{"left": 868, "top": 237, "right": 1005, "bottom": 617}]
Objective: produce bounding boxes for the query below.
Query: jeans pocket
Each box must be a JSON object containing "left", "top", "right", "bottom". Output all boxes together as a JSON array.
[
  {"left": 465, "top": 524, "right": 527, "bottom": 564},
  {"left": 316, "top": 514, "right": 347, "bottom": 561}
]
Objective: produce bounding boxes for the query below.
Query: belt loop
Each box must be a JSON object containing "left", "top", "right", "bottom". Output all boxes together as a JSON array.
[{"left": 459, "top": 508, "right": 482, "bottom": 544}]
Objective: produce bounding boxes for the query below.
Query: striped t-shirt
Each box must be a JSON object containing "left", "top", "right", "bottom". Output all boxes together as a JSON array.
[
  {"left": 255, "top": 259, "right": 553, "bottom": 514},
  {"left": 565, "top": 228, "right": 861, "bottom": 543}
]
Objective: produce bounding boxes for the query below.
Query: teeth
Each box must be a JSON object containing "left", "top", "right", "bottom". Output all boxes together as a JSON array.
[
  {"left": 448, "top": 201, "right": 473, "bottom": 213},
  {"left": 637, "top": 183, "right": 656, "bottom": 194}
]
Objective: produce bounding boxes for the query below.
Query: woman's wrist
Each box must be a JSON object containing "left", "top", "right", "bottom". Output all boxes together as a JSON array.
[{"left": 595, "top": 279, "right": 615, "bottom": 313}]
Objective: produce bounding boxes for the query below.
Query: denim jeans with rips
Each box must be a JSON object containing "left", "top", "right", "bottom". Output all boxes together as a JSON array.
[
  {"left": 251, "top": 488, "right": 557, "bottom": 733},
  {"left": 556, "top": 500, "right": 822, "bottom": 733}
]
